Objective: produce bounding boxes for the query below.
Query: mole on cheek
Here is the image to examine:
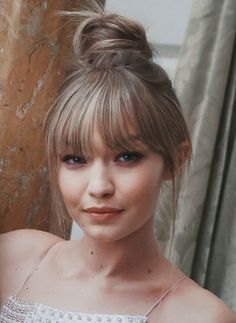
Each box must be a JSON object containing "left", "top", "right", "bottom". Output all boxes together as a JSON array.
[{"left": 90, "top": 251, "right": 94, "bottom": 255}]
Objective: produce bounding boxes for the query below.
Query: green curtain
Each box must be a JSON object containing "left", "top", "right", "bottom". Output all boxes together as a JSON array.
[
  {"left": 192, "top": 40, "right": 236, "bottom": 309},
  {"left": 155, "top": 0, "right": 236, "bottom": 311}
]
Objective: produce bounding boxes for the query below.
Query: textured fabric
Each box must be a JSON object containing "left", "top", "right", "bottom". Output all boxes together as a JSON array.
[
  {"left": 0, "top": 236, "right": 187, "bottom": 323},
  {"left": 0, "top": 274, "right": 187, "bottom": 323},
  {"left": 155, "top": 0, "right": 236, "bottom": 311},
  {"left": 0, "top": 297, "right": 147, "bottom": 323},
  {"left": 0, "top": 276, "right": 187, "bottom": 322},
  {"left": 191, "top": 38, "right": 236, "bottom": 310}
]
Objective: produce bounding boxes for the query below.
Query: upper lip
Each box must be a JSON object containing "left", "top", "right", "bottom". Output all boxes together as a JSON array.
[{"left": 84, "top": 207, "right": 123, "bottom": 213}]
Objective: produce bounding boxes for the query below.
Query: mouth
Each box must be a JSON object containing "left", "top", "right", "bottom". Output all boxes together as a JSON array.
[{"left": 83, "top": 207, "right": 124, "bottom": 221}]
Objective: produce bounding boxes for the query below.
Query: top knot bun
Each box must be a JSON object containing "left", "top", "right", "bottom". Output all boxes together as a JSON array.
[{"left": 60, "top": 3, "right": 153, "bottom": 69}]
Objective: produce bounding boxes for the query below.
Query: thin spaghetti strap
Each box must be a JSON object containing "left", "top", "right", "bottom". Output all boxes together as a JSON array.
[
  {"left": 14, "top": 241, "right": 58, "bottom": 298},
  {"left": 144, "top": 276, "right": 187, "bottom": 317}
]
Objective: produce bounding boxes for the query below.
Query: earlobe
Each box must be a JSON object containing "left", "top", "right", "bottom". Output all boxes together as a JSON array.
[
  {"left": 175, "top": 140, "right": 191, "bottom": 175},
  {"left": 162, "top": 140, "right": 191, "bottom": 181},
  {"left": 162, "top": 167, "right": 173, "bottom": 181},
  {"left": 179, "top": 140, "right": 191, "bottom": 166}
]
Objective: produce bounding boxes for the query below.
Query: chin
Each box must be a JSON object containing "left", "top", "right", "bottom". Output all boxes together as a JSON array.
[{"left": 82, "top": 225, "right": 131, "bottom": 243}]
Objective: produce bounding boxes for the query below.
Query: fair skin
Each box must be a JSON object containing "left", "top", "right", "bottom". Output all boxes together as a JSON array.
[{"left": 0, "top": 131, "right": 235, "bottom": 322}]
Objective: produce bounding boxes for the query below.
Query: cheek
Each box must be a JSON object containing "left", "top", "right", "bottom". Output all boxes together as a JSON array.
[
  {"left": 57, "top": 169, "right": 83, "bottom": 208},
  {"left": 119, "top": 167, "right": 163, "bottom": 206}
]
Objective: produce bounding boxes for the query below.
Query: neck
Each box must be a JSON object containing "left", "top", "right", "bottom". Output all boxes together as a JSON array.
[{"left": 74, "top": 219, "right": 165, "bottom": 279}]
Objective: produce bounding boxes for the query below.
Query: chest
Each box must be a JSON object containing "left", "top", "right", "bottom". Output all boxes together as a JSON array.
[{"left": 19, "top": 271, "right": 156, "bottom": 316}]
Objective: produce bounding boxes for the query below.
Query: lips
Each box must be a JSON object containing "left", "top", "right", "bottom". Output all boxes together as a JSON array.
[
  {"left": 84, "top": 207, "right": 124, "bottom": 221},
  {"left": 85, "top": 207, "right": 123, "bottom": 213}
]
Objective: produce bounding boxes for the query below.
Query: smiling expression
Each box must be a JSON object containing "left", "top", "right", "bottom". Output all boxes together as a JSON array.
[{"left": 57, "top": 131, "right": 166, "bottom": 242}]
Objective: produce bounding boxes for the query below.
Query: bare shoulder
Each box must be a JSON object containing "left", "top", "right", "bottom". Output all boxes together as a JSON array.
[
  {"left": 182, "top": 280, "right": 236, "bottom": 323},
  {"left": 0, "top": 229, "right": 62, "bottom": 265},
  {"left": 153, "top": 278, "right": 236, "bottom": 323},
  {"left": 0, "top": 229, "right": 63, "bottom": 303}
]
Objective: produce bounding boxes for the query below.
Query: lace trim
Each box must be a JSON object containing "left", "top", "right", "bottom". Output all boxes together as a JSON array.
[
  {"left": 0, "top": 296, "right": 147, "bottom": 322},
  {"left": 0, "top": 296, "right": 35, "bottom": 322}
]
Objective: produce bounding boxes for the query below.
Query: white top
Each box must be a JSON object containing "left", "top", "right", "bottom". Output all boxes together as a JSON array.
[
  {"left": 0, "top": 296, "right": 147, "bottom": 322},
  {"left": 0, "top": 243, "right": 187, "bottom": 323}
]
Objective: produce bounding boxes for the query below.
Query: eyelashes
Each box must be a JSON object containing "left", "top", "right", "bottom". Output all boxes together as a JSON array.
[
  {"left": 61, "top": 155, "right": 86, "bottom": 165},
  {"left": 116, "top": 151, "right": 144, "bottom": 162},
  {"left": 61, "top": 151, "right": 144, "bottom": 166}
]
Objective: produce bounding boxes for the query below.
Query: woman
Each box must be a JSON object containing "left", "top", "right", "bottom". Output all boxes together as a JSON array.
[{"left": 0, "top": 4, "right": 235, "bottom": 323}]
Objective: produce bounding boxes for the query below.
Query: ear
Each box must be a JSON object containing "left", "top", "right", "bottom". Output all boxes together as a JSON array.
[{"left": 162, "top": 140, "right": 191, "bottom": 181}]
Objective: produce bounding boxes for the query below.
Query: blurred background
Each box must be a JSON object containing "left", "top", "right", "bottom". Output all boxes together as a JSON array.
[{"left": 0, "top": 0, "right": 235, "bottom": 311}]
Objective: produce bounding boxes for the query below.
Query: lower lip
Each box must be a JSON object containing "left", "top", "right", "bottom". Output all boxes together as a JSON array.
[{"left": 86, "top": 211, "right": 123, "bottom": 222}]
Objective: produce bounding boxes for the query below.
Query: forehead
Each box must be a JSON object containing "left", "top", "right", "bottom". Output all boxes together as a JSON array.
[
  {"left": 64, "top": 127, "right": 149, "bottom": 155},
  {"left": 98, "top": 134, "right": 148, "bottom": 151},
  {"left": 51, "top": 76, "right": 164, "bottom": 158}
]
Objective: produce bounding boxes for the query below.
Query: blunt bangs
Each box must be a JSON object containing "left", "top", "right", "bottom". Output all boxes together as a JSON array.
[{"left": 45, "top": 69, "right": 166, "bottom": 163}]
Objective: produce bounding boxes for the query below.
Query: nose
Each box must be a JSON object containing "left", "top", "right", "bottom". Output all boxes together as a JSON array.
[{"left": 87, "top": 162, "right": 115, "bottom": 199}]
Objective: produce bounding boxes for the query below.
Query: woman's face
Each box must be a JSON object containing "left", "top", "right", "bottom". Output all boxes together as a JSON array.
[{"left": 58, "top": 130, "right": 165, "bottom": 242}]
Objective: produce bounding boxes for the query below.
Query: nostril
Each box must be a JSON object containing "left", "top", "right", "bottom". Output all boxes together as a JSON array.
[
  {"left": 88, "top": 178, "right": 115, "bottom": 198},
  {"left": 88, "top": 186, "right": 115, "bottom": 198}
]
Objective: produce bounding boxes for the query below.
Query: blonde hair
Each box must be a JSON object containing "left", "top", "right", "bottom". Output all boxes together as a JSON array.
[{"left": 44, "top": 3, "right": 192, "bottom": 235}]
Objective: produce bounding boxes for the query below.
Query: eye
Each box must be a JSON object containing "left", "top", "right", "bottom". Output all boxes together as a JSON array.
[
  {"left": 116, "top": 151, "right": 144, "bottom": 163},
  {"left": 61, "top": 154, "right": 86, "bottom": 165}
]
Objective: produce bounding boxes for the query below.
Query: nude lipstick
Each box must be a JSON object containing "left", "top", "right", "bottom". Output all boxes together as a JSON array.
[{"left": 84, "top": 207, "right": 124, "bottom": 221}]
